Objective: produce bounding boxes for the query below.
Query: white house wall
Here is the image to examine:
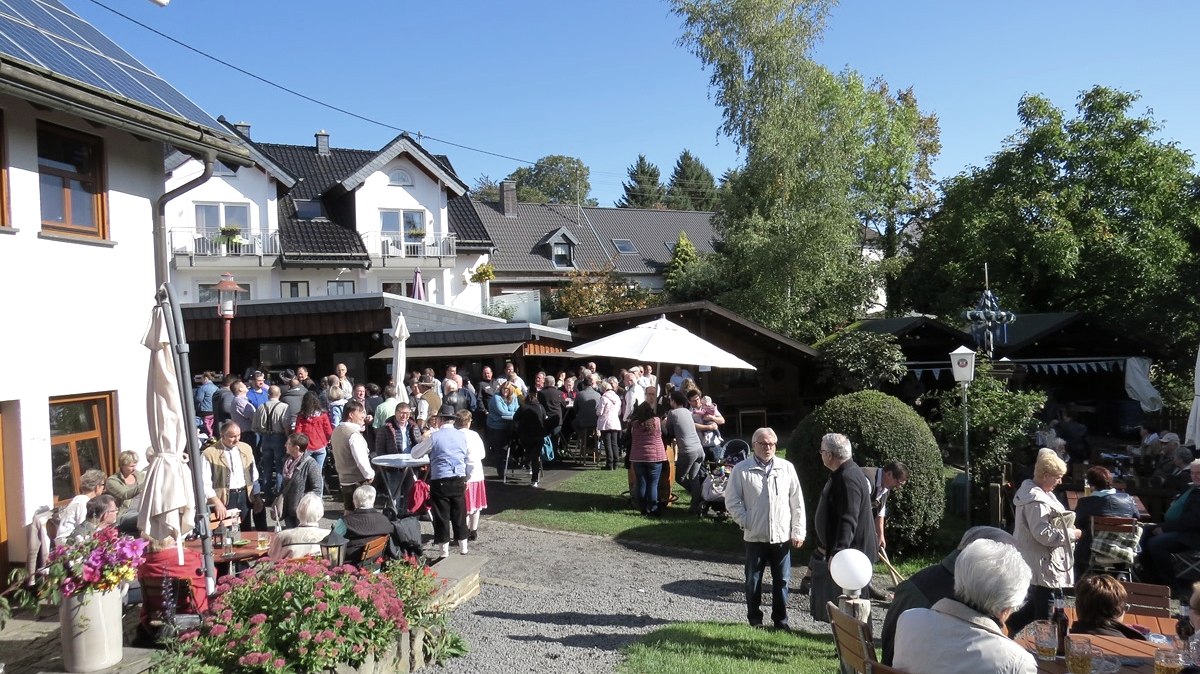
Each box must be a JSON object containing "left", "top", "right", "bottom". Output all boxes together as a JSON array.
[
  {"left": 448, "top": 252, "right": 489, "bottom": 313},
  {"left": 0, "top": 95, "right": 159, "bottom": 562},
  {"left": 354, "top": 157, "right": 448, "bottom": 240}
]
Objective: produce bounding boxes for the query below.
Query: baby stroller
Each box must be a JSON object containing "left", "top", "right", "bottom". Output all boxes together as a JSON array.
[{"left": 697, "top": 439, "right": 750, "bottom": 520}]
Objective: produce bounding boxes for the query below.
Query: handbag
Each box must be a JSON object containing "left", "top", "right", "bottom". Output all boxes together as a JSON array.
[
  {"left": 405, "top": 479, "right": 431, "bottom": 515},
  {"left": 541, "top": 435, "right": 555, "bottom": 462}
]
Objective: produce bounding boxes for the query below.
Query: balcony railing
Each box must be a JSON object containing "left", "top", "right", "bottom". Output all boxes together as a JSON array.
[
  {"left": 170, "top": 228, "right": 280, "bottom": 256},
  {"left": 362, "top": 232, "right": 456, "bottom": 259}
]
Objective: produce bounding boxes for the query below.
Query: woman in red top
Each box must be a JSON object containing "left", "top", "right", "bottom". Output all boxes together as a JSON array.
[
  {"left": 629, "top": 388, "right": 666, "bottom": 517},
  {"left": 292, "top": 392, "right": 333, "bottom": 496}
]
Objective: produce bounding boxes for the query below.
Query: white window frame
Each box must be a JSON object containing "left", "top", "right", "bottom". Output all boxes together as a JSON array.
[
  {"left": 195, "top": 202, "right": 251, "bottom": 235},
  {"left": 327, "top": 280, "right": 355, "bottom": 296},
  {"left": 197, "top": 280, "right": 254, "bottom": 304},
  {"left": 281, "top": 281, "right": 309, "bottom": 298},
  {"left": 387, "top": 169, "right": 414, "bottom": 186},
  {"left": 551, "top": 242, "right": 573, "bottom": 268}
]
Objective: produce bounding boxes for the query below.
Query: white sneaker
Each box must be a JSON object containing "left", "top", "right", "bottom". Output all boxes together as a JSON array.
[
  {"left": 438, "top": 542, "right": 450, "bottom": 558},
  {"left": 458, "top": 540, "right": 469, "bottom": 555},
  {"left": 530, "top": 481, "right": 539, "bottom": 488}
]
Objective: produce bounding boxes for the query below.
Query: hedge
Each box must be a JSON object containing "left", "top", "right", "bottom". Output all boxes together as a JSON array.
[{"left": 791, "top": 390, "right": 945, "bottom": 553}]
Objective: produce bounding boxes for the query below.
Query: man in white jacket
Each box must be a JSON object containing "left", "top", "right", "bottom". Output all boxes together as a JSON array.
[{"left": 726, "top": 427, "right": 806, "bottom": 630}]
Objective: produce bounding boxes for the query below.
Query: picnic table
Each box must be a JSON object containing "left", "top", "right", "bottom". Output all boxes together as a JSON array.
[
  {"left": 186, "top": 531, "right": 275, "bottom": 565},
  {"left": 1019, "top": 629, "right": 1160, "bottom": 673},
  {"left": 1064, "top": 490, "right": 1151, "bottom": 521}
]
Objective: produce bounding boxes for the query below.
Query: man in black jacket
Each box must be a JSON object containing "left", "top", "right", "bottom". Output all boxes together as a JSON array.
[{"left": 810, "top": 432, "right": 877, "bottom": 622}]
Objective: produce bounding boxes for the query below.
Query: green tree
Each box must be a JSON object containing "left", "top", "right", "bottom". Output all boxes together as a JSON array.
[
  {"left": 617, "top": 154, "right": 666, "bottom": 208},
  {"left": 663, "top": 230, "right": 699, "bottom": 295},
  {"left": 674, "top": 0, "right": 932, "bottom": 342},
  {"left": 815, "top": 330, "right": 907, "bottom": 395},
  {"left": 664, "top": 149, "right": 718, "bottom": 211},
  {"left": 549, "top": 262, "right": 658, "bottom": 318},
  {"left": 471, "top": 175, "right": 499, "bottom": 202},
  {"left": 507, "top": 155, "right": 598, "bottom": 206},
  {"left": 900, "top": 87, "right": 1200, "bottom": 357}
]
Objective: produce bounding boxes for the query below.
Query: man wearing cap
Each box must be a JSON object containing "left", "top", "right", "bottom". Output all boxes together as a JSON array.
[
  {"left": 413, "top": 405, "right": 471, "bottom": 557},
  {"left": 331, "top": 400, "right": 376, "bottom": 512}
]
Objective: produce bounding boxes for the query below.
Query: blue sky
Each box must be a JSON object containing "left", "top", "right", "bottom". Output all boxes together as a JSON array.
[{"left": 71, "top": 0, "right": 1200, "bottom": 207}]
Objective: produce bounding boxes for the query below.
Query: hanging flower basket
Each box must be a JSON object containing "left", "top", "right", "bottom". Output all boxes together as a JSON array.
[{"left": 469, "top": 263, "right": 495, "bottom": 284}]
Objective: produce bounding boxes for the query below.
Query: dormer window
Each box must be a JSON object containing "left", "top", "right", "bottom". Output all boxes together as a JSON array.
[
  {"left": 552, "top": 242, "right": 573, "bottom": 268},
  {"left": 387, "top": 169, "right": 414, "bottom": 186},
  {"left": 295, "top": 200, "right": 322, "bottom": 219}
]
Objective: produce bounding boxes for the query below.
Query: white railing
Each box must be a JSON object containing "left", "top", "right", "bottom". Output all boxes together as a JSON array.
[
  {"left": 170, "top": 228, "right": 280, "bottom": 256},
  {"left": 362, "top": 232, "right": 456, "bottom": 259}
]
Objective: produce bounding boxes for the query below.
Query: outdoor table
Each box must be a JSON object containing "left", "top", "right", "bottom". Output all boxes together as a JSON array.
[
  {"left": 186, "top": 531, "right": 276, "bottom": 572},
  {"left": 1064, "top": 607, "right": 1176, "bottom": 636},
  {"left": 1020, "top": 631, "right": 1158, "bottom": 673},
  {"left": 372, "top": 453, "right": 430, "bottom": 516},
  {"left": 1064, "top": 490, "right": 1150, "bottom": 520}
]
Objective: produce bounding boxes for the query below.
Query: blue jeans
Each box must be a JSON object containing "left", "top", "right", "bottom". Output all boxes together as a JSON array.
[
  {"left": 309, "top": 448, "right": 327, "bottom": 496},
  {"left": 745, "top": 541, "right": 792, "bottom": 627},
  {"left": 258, "top": 433, "right": 287, "bottom": 499},
  {"left": 633, "top": 461, "right": 663, "bottom": 514}
]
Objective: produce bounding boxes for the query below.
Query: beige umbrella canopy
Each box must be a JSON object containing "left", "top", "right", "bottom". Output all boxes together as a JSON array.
[
  {"left": 568, "top": 315, "right": 756, "bottom": 370},
  {"left": 138, "top": 304, "right": 196, "bottom": 561}
]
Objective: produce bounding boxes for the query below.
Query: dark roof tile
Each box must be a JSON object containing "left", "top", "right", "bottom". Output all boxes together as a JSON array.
[
  {"left": 256, "top": 143, "right": 376, "bottom": 200},
  {"left": 447, "top": 195, "right": 491, "bottom": 247},
  {"left": 278, "top": 218, "right": 370, "bottom": 268}
]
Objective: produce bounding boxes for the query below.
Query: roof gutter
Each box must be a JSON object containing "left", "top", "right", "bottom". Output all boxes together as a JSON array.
[{"left": 155, "top": 155, "right": 214, "bottom": 287}]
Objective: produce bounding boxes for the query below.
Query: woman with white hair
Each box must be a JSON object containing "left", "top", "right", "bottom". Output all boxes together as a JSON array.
[
  {"left": 1009, "top": 447, "right": 1081, "bottom": 633},
  {"left": 894, "top": 539, "right": 1036, "bottom": 674},
  {"left": 267, "top": 493, "right": 329, "bottom": 561}
]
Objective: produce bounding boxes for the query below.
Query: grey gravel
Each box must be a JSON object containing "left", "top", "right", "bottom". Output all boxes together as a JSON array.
[{"left": 434, "top": 519, "right": 890, "bottom": 674}]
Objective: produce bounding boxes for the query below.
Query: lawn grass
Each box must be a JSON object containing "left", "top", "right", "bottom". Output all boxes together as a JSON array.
[
  {"left": 493, "top": 466, "right": 746, "bottom": 554},
  {"left": 620, "top": 622, "right": 839, "bottom": 674}
]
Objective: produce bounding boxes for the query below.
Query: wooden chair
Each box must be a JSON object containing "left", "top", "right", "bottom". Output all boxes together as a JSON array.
[
  {"left": 865, "top": 662, "right": 911, "bottom": 674},
  {"left": 827, "top": 601, "right": 877, "bottom": 674},
  {"left": 1086, "top": 515, "right": 1140, "bottom": 580},
  {"left": 208, "top": 512, "right": 240, "bottom": 531},
  {"left": 358, "top": 535, "right": 390, "bottom": 571},
  {"left": 1121, "top": 580, "right": 1171, "bottom": 618}
]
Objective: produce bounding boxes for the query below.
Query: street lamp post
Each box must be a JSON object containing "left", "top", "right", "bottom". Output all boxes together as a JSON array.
[
  {"left": 950, "top": 346, "right": 977, "bottom": 523},
  {"left": 214, "top": 272, "right": 246, "bottom": 376}
]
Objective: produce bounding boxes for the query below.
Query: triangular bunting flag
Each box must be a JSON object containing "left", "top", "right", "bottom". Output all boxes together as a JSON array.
[
  {"left": 1100, "top": 361, "right": 1111, "bottom": 372},
  {"left": 1118, "top": 360, "right": 1125, "bottom": 372},
  {"left": 932, "top": 368, "right": 942, "bottom": 379},
  {"left": 913, "top": 369, "right": 924, "bottom": 380}
]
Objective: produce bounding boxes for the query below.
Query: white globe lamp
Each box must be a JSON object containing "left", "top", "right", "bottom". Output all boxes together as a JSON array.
[{"left": 830, "top": 548, "right": 873, "bottom": 598}]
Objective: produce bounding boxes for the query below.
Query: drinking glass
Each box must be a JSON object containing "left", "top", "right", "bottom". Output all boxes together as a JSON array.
[
  {"left": 257, "top": 532, "right": 270, "bottom": 551},
  {"left": 1065, "top": 636, "right": 1092, "bottom": 674},
  {"left": 1156, "top": 648, "right": 1187, "bottom": 674},
  {"left": 1032, "top": 620, "right": 1058, "bottom": 662}
]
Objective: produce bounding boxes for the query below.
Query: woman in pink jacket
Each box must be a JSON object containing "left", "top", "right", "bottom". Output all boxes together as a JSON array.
[{"left": 597, "top": 380, "right": 623, "bottom": 470}]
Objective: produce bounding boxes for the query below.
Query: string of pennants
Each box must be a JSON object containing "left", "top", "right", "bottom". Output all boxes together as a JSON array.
[{"left": 910, "top": 359, "right": 1126, "bottom": 380}]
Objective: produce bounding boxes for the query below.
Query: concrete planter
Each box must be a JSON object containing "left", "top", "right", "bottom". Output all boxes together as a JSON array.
[{"left": 59, "top": 589, "right": 123, "bottom": 673}]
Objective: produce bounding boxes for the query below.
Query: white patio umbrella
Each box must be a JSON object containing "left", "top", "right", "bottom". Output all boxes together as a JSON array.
[
  {"left": 138, "top": 304, "right": 197, "bottom": 563},
  {"left": 1185, "top": 343, "right": 1200, "bottom": 447},
  {"left": 392, "top": 311, "right": 410, "bottom": 404},
  {"left": 568, "top": 315, "right": 756, "bottom": 370}
]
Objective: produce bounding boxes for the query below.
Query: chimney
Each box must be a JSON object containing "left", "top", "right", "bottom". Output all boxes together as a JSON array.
[
  {"left": 233, "top": 121, "right": 251, "bottom": 137},
  {"left": 315, "top": 130, "right": 330, "bottom": 156},
  {"left": 500, "top": 179, "right": 517, "bottom": 217}
]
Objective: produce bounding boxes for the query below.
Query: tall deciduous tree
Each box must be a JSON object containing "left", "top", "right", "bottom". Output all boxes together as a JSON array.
[
  {"left": 617, "top": 155, "right": 666, "bottom": 208},
  {"left": 665, "top": 149, "right": 718, "bottom": 211},
  {"left": 900, "top": 86, "right": 1200, "bottom": 357},
  {"left": 673, "top": 0, "right": 931, "bottom": 341},
  {"left": 507, "top": 155, "right": 598, "bottom": 206}
]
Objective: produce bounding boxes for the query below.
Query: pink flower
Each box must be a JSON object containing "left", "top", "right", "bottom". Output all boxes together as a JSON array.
[{"left": 249, "top": 613, "right": 267, "bottom": 625}]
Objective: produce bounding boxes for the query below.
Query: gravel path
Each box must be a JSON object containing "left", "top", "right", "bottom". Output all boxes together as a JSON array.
[{"left": 435, "top": 519, "right": 888, "bottom": 674}]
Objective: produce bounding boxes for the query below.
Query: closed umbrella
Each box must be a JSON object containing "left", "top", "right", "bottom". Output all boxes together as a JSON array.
[
  {"left": 392, "top": 312, "right": 410, "bottom": 404},
  {"left": 412, "top": 268, "right": 426, "bottom": 301},
  {"left": 568, "top": 315, "right": 756, "bottom": 370},
  {"left": 1186, "top": 344, "right": 1200, "bottom": 447},
  {"left": 138, "top": 304, "right": 196, "bottom": 563}
]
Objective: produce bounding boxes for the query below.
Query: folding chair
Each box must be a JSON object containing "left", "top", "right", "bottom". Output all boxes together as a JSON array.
[
  {"left": 358, "top": 535, "right": 390, "bottom": 572},
  {"left": 827, "top": 601, "right": 877, "bottom": 674},
  {"left": 1121, "top": 580, "right": 1171, "bottom": 618},
  {"left": 1087, "top": 515, "right": 1140, "bottom": 581}
]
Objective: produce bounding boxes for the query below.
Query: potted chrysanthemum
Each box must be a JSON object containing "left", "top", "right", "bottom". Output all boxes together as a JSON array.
[{"left": 34, "top": 527, "right": 148, "bottom": 672}]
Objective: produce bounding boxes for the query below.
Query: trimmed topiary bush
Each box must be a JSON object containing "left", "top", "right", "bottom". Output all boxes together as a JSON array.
[{"left": 791, "top": 390, "right": 945, "bottom": 554}]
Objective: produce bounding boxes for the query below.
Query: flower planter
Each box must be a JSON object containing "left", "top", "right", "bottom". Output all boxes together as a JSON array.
[
  {"left": 325, "top": 640, "right": 404, "bottom": 674},
  {"left": 60, "top": 588, "right": 123, "bottom": 673}
]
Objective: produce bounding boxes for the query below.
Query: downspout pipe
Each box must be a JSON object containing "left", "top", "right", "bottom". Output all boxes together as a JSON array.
[{"left": 155, "top": 154, "right": 215, "bottom": 287}]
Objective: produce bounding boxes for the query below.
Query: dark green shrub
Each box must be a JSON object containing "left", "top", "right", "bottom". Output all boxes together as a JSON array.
[{"left": 791, "top": 390, "right": 944, "bottom": 553}]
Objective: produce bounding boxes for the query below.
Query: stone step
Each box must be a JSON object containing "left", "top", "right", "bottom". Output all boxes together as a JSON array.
[{"left": 428, "top": 554, "right": 486, "bottom": 611}]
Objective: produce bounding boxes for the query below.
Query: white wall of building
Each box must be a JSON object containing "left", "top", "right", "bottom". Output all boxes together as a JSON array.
[
  {"left": 0, "top": 95, "right": 161, "bottom": 561},
  {"left": 354, "top": 156, "right": 448, "bottom": 240}
]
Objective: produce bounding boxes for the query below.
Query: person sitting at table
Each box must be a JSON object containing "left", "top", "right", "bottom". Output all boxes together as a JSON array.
[
  {"left": 1140, "top": 459, "right": 1200, "bottom": 592},
  {"left": 134, "top": 535, "right": 207, "bottom": 645},
  {"left": 277, "top": 433, "right": 321, "bottom": 529},
  {"left": 1073, "top": 465, "right": 1142, "bottom": 571},
  {"left": 1151, "top": 432, "right": 1186, "bottom": 479},
  {"left": 1136, "top": 424, "right": 1161, "bottom": 457},
  {"left": 1070, "top": 574, "right": 1147, "bottom": 640},
  {"left": 268, "top": 493, "right": 328, "bottom": 561},
  {"left": 106, "top": 450, "right": 145, "bottom": 533},
  {"left": 74, "top": 494, "right": 119, "bottom": 538},
  {"left": 1152, "top": 443, "right": 1196, "bottom": 493},
  {"left": 893, "top": 539, "right": 1036, "bottom": 674},
  {"left": 332, "top": 485, "right": 395, "bottom": 564},
  {"left": 56, "top": 469, "right": 108, "bottom": 543},
  {"left": 880, "top": 526, "right": 1016, "bottom": 665}
]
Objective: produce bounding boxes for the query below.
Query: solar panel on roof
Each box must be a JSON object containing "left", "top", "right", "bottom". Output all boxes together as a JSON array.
[{"left": 0, "top": 0, "right": 221, "bottom": 130}]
